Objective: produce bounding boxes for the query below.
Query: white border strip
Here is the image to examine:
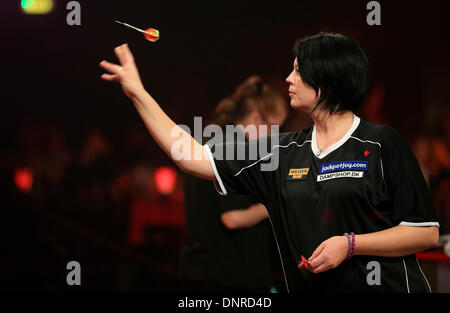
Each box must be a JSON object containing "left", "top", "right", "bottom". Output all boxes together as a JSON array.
[
  {"left": 311, "top": 114, "right": 361, "bottom": 159},
  {"left": 204, "top": 144, "right": 227, "bottom": 196},
  {"left": 233, "top": 153, "right": 273, "bottom": 177},
  {"left": 275, "top": 139, "right": 312, "bottom": 150},
  {"left": 267, "top": 215, "right": 289, "bottom": 293},
  {"left": 379, "top": 158, "right": 388, "bottom": 193},
  {"left": 349, "top": 136, "right": 382, "bottom": 148},
  {"left": 415, "top": 256, "right": 432, "bottom": 293},
  {"left": 402, "top": 257, "right": 411, "bottom": 293},
  {"left": 233, "top": 140, "right": 312, "bottom": 177},
  {"left": 399, "top": 221, "right": 440, "bottom": 227}
]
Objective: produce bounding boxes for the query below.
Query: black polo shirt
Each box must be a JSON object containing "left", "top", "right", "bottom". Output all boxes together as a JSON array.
[{"left": 205, "top": 115, "right": 439, "bottom": 293}]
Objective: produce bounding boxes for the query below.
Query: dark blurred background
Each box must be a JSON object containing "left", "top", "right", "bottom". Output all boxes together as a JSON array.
[{"left": 1, "top": 0, "right": 449, "bottom": 292}]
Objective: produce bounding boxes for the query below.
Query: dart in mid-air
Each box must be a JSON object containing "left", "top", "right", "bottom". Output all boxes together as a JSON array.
[{"left": 115, "top": 20, "right": 160, "bottom": 42}]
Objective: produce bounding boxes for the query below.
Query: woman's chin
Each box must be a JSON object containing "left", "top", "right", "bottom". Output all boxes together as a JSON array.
[{"left": 289, "top": 101, "right": 311, "bottom": 113}]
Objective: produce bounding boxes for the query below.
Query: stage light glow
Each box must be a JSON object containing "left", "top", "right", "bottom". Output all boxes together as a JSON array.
[
  {"left": 154, "top": 166, "right": 177, "bottom": 195},
  {"left": 21, "top": 0, "right": 34, "bottom": 9},
  {"left": 21, "top": 0, "right": 54, "bottom": 15},
  {"left": 14, "top": 167, "right": 34, "bottom": 194}
]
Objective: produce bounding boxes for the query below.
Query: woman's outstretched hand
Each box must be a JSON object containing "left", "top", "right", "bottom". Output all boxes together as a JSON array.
[{"left": 99, "top": 44, "right": 145, "bottom": 100}]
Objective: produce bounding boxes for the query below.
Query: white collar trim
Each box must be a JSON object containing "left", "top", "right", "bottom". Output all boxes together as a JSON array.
[{"left": 311, "top": 114, "right": 360, "bottom": 159}]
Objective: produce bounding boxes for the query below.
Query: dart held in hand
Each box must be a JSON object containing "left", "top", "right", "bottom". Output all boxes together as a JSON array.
[{"left": 115, "top": 20, "right": 160, "bottom": 42}]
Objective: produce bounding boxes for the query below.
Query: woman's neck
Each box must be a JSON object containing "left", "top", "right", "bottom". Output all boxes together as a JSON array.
[{"left": 311, "top": 109, "right": 354, "bottom": 137}]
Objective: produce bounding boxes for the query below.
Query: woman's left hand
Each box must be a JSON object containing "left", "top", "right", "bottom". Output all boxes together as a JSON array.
[{"left": 298, "top": 236, "right": 349, "bottom": 274}]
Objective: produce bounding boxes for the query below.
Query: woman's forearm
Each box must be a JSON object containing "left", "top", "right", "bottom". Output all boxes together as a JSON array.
[
  {"left": 100, "top": 44, "right": 214, "bottom": 180},
  {"left": 221, "top": 203, "right": 269, "bottom": 229},
  {"left": 354, "top": 225, "right": 439, "bottom": 257},
  {"left": 131, "top": 89, "right": 215, "bottom": 180}
]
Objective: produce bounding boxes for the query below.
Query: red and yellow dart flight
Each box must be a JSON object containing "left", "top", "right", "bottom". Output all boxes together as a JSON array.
[{"left": 115, "top": 20, "right": 160, "bottom": 42}]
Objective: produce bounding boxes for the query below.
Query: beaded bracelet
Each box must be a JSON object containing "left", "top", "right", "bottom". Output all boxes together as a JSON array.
[{"left": 343, "top": 232, "right": 355, "bottom": 260}]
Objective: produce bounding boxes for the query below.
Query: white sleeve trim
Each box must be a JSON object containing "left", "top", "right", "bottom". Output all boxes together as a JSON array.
[
  {"left": 399, "top": 221, "right": 440, "bottom": 227},
  {"left": 204, "top": 144, "right": 227, "bottom": 196}
]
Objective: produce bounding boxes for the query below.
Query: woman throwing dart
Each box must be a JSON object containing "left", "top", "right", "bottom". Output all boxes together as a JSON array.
[{"left": 99, "top": 33, "right": 439, "bottom": 293}]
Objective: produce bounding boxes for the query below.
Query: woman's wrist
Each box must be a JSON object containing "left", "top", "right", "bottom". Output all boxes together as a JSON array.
[
  {"left": 343, "top": 232, "right": 355, "bottom": 260},
  {"left": 130, "top": 86, "right": 148, "bottom": 102}
]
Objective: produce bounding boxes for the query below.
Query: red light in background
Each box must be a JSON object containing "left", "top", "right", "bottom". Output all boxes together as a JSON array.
[
  {"left": 14, "top": 167, "right": 34, "bottom": 193},
  {"left": 154, "top": 166, "right": 177, "bottom": 195}
]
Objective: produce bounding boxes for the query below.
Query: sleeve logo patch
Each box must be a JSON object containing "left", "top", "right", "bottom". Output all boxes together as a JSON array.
[{"left": 287, "top": 168, "right": 309, "bottom": 180}]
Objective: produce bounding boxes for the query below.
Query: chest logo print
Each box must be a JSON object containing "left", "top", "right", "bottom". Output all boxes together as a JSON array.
[
  {"left": 288, "top": 168, "right": 309, "bottom": 180},
  {"left": 317, "top": 160, "right": 368, "bottom": 182},
  {"left": 364, "top": 150, "right": 370, "bottom": 157}
]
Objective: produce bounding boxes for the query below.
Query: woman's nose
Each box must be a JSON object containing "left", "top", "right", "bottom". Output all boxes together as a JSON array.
[
  {"left": 285, "top": 74, "right": 291, "bottom": 84},
  {"left": 286, "top": 72, "right": 293, "bottom": 84}
]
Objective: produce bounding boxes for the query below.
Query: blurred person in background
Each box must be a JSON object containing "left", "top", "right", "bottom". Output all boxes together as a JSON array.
[
  {"left": 62, "top": 129, "right": 117, "bottom": 230},
  {"left": 178, "top": 76, "right": 288, "bottom": 292}
]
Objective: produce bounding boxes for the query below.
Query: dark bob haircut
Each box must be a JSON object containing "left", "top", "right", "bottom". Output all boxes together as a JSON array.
[{"left": 294, "top": 32, "right": 370, "bottom": 113}]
